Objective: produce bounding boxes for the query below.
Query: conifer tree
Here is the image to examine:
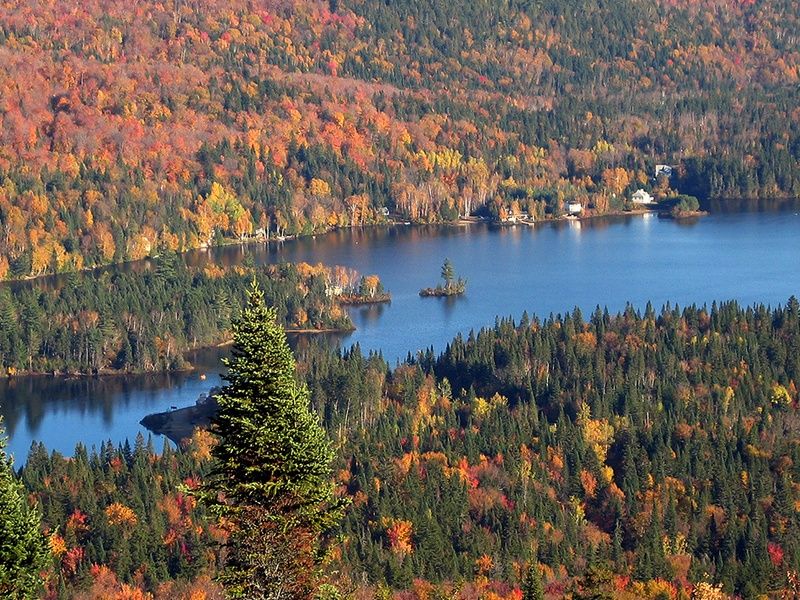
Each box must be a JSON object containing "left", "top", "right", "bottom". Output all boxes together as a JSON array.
[
  {"left": 441, "top": 258, "right": 455, "bottom": 288},
  {"left": 522, "top": 556, "right": 545, "bottom": 600},
  {"left": 201, "top": 280, "right": 346, "bottom": 599},
  {"left": 0, "top": 418, "right": 50, "bottom": 600}
]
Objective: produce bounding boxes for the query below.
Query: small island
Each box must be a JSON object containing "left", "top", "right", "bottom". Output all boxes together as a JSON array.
[
  {"left": 658, "top": 194, "right": 709, "bottom": 219},
  {"left": 420, "top": 258, "right": 466, "bottom": 297}
]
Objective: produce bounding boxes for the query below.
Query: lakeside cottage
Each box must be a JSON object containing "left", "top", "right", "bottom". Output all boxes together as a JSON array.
[
  {"left": 566, "top": 202, "right": 583, "bottom": 215},
  {"left": 505, "top": 212, "right": 530, "bottom": 223},
  {"left": 631, "top": 189, "right": 655, "bottom": 205}
]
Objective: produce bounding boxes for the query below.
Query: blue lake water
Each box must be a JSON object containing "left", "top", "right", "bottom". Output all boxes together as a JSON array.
[{"left": 3, "top": 210, "right": 800, "bottom": 460}]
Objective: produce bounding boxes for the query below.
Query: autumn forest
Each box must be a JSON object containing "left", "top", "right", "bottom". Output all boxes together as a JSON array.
[
  {"left": 3, "top": 0, "right": 800, "bottom": 599},
  {"left": 16, "top": 299, "right": 800, "bottom": 599},
  {"left": 0, "top": 0, "right": 798, "bottom": 278}
]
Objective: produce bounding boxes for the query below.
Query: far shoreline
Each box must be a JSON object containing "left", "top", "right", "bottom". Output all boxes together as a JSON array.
[
  {"left": 7, "top": 195, "right": 800, "bottom": 290},
  {"left": 0, "top": 205, "right": 691, "bottom": 288}
]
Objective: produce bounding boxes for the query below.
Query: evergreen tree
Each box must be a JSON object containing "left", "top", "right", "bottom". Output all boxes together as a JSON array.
[
  {"left": 522, "top": 556, "right": 545, "bottom": 600},
  {"left": 0, "top": 418, "right": 50, "bottom": 600},
  {"left": 201, "top": 280, "right": 346, "bottom": 599},
  {"left": 441, "top": 258, "right": 455, "bottom": 288}
]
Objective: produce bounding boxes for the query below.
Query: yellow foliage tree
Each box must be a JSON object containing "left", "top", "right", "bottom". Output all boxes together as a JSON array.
[{"left": 105, "top": 503, "right": 138, "bottom": 527}]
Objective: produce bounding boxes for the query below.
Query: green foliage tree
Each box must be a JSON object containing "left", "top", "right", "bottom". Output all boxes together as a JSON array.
[
  {"left": 0, "top": 261, "right": 354, "bottom": 375},
  {"left": 441, "top": 258, "right": 455, "bottom": 288},
  {"left": 19, "top": 296, "right": 800, "bottom": 597},
  {"left": 200, "top": 280, "right": 346, "bottom": 599},
  {"left": 0, "top": 419, "right": 50, "bottom": 599},
  {"left": 574, "top": 563, "right": 615, "bottom": 600},
  {"left": 522, "top": 558, "right": 545, "bottom": 600},
  {"left": 669, "top": 194, "right": 701, "bottom": 216}
]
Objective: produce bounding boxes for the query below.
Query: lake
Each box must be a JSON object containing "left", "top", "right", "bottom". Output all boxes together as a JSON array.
[{"left": 3, "top": 209, "right": 800, "bottom": 460}]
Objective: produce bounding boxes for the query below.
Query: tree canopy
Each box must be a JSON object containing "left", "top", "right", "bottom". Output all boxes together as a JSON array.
[{"left": 16, "top": 296, "right": 800, "bottom": 598}]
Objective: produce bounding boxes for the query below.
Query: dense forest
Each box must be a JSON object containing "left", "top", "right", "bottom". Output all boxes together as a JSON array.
[
  {"left": 17, "top": 298, "right": 800, "bottom": 598},
  {"left": 0, "top": 254, "right": 385, "bottom": 374},
  {"left": 0, "top": 0, "right": 798, "bottom": 277}
]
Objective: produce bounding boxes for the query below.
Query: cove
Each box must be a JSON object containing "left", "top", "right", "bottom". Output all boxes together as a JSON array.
[{"left": 3, "top": 209, "right": 800, "bottom": 460}]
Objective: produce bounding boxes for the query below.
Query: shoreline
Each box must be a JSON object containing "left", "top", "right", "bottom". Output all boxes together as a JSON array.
[
  {"left": 0, "top": 207, "right": 675, "bottom": 286},
  {"left": 338, "top": 295, "right": 392, "bottom": 305},
  {"left": 140, "top": 395, "right": 219, "bottom": 445},
  {"left": 7, "top": 197, "right": 800, "bottom": 288},
  {"left": 0, "top": 204, "right": 714, "bottom": 287},
  {"left": 658, "top": 210, "right": 710, "bottom": 220},
  {"left": 0, "top": 219, "right": 404, "bottom": 286},
  {"left": 474, "top": 206, "right": 660, "bottom": 228}
]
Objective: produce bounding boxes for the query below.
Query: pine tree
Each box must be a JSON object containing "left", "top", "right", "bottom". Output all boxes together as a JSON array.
[
  {"left": 0, "top": 418, "right": 50, "bottom": 600},
  {"left": 522, "top": 556, "right": 545, "bottom": 600},
  {"left": 441, "top": 258, "right": 455, "bottom": 288},
  {"left": 201, "top": 280, "right": 346, "bottom": 599}
]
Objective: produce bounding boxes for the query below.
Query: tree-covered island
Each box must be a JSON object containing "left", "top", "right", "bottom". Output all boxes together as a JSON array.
[
  {"left": 338, "top": 274, "right": 391, "bottom": 305},
  {"left": 419, "top": 258, "right": 467, "bottom": 297}
]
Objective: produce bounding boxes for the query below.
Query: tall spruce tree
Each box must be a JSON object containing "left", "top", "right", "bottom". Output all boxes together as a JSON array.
[
  {"left": 441, "top": 258, "right": 455, "bottom": 288},
  {"left": 0, "top": 418, "right": 50, "bottom": 599},
  {"left": 522, "top": 556, "right": 545, "bottom": 600},
  {"left": 201, "top": 280, "right": 345, "bottom": 599}
]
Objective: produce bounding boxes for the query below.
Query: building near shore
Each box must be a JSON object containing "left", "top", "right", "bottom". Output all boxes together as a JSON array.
[
  {"left": 567, "top": 202, "right": 583, "bottom": 215},
  {"left": 631, "top": 189, "right": 655, "bottom": 204}
]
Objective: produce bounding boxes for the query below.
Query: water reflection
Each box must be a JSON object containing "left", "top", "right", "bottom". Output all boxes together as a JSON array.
[
  {"left": 0, "top": 347, "right": 227, "bottom": 459},
  {"left": 707, "top": 197, "right": 800, "bottom": 213},
  {"left": 439, "top": 294, "right": 466, "bottom": 322},
  {"left": 350, "top": 302, "right": 388, "bottom": 325},
  {"left": 673, "top": 216, "right": 703, "bottom": 228}
]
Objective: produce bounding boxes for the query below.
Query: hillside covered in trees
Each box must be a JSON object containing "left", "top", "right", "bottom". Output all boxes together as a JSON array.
[
  {"left": 18, "top": 298, "right": 800, "bottom": 598},
  {"left": 0, "top": 0, "right": 798, "bottom": 277}
]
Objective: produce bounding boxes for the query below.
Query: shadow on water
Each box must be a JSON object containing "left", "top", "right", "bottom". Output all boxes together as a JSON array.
[
  {"left": 435, "top": 293, "right": 467, "bottom": 320},
  {"left": 0, "top": 346, "right": 229, "bottom": 459},
  {"left": 0, "top": 374, "right": 179, "bottom": 436}
]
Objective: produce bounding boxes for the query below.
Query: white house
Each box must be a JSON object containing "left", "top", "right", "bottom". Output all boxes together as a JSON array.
[
  {"left": 631, "top": 189, "right": 655, "bottom": 205},
  {"left": 566, "top": 202, "right": 583, "bottom": 215},
  {"left": 655, "top": 165, "right": 673, "bottom": 179}
]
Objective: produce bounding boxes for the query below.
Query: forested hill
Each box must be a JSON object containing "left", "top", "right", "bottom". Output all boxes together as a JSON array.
[
  {"left": 23, "top": 298, "right": 800, "bottom": 598},
  {"left": 0, "top": 0, "right": 799, "bottom": 277}
]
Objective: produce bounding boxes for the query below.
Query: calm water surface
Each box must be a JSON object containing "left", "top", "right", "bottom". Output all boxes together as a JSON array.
[{"left": 3, "top": 210, "right": 800, "bottom": 459}]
